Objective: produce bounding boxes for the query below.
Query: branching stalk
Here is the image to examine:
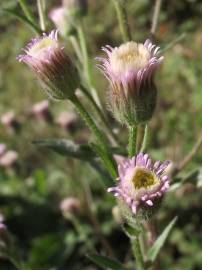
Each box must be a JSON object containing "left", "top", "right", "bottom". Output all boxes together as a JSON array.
[
  {"left": 112, "top": 0, "right": 132, "bottom": 42},
  {"left": 80, "top": 85, "right": 119, "bottom": 146},
  {"left": 71, "top": 95, "right": 117, "bottom": 178}
]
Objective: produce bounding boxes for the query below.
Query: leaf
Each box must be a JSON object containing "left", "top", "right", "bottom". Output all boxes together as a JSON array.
[
  {"left": 33, "top": 139, "right": 95, "bottom": 161},
  {"left": 147, "top": 216, "right": 178, "bottom": 262},
  {"left": 33, "top": 139, "right": 125, "bottom": 161},
  {"left": 87, "top": 254, "right": 129, "bottom": 270},
  {"left": 3, "top": 8, "right": 41, "bottom": 34},
  {"left": 33, "top": 139, "right": 113, "bottom": 186}
]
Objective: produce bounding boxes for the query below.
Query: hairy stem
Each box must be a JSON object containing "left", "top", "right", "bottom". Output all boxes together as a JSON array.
[
  {"left": 131, "top": 236, "right": 145, "bottom": 270},
  {"left": 71, "top": 95, "right": 117, "bottom": 178},
  {"left": 80, "top": 85, "right": 119, "bottom": 146},
  {"left": 128, "top": 125, "right": 137, "bottom": 157},
  {"left": 76, "top": 23, "right": 102, "bottom": 108},
  {"left": 70, "top": 35, "right": 83, "bottom": 63},
  {"left": 112, "top": 0, "right": 132, "bottom": 42}
]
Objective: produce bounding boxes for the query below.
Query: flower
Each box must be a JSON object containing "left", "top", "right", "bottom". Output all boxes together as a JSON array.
[
  {"left": 0, "top": 150, "right": 18, "bottom": 168},
  {"left": 56, "top": 111, "right": 78, "bottom": 129},
  {"left": 60, "top": 197, "right": 81, "bottom": 217},
  {"left": 18, "top": 30, "right": 79, "bottom": 100},
  {"left": 108, "top": 153, "right": 170, "bottom": 217},
  {"left": 98, "top": 40, "right": 163, "bottom": 125},
  {"left": 49, "top": 7, "right": 77, "bottom": 36},
  {"left": 32, "top": 100, "right": 52, "bottom": 122}
]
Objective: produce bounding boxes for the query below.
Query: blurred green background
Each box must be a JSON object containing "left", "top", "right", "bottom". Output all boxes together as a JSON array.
[{"left": 0, "top": 0, "right": 202, "bottom": 269}]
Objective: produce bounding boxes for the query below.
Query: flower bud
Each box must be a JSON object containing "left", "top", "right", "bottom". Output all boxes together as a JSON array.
[
  {"left": 32, "top": 100, "right": 52, "bottom": 122},
  {"left": 18, "top": 30, "right": 79, "bottom": 100},
  {"left": 0, "top": 111, "right": 20, "bottom": 132},
  {"left": 0, "top": 150, "right": 18, "bottom": 169},
  {"left": 98, "top": 40, "right": 163, "bottom": 125},
  {"left": 108, "top": 153, "right": 170, "bottom": 222},
  {"left": 49, "top": 7, "right": 76, "bottom": 37},
  {"left": 56, "top": 111, "right": 78, "bottom": 130},
  {"left": 60, "top": 197, "right": 81, "bottom": 218}
]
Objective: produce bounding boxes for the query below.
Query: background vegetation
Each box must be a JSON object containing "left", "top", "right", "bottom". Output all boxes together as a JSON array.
[{"left": 0, "top": 0, "right": 202, "bottom": 269}]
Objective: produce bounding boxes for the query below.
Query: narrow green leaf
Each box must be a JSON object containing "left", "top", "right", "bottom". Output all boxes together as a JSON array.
[
  {"left": 87, "top": 254, "right": 129, "bottom": 270},
  {"left": 33, "top": 139, "right": 95, "bottom": 161},
  {"left": 18, "top": 0, "right": 36, "bottom": 24},
  {"left": 3, "top": 8, "right": 41, "bottom": 34},
  {"left": 33, "top": 139, "right": 125, "bottom": 161},
  {"left": 147, "top": 216, "right": 178, "bottom": 262},
  {"left": 33, "top": 139, "right": 114, "bottom": 186}
]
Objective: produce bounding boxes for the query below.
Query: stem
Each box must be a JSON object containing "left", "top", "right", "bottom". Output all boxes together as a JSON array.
[
  {"left": 37, "top": 0, "right": 46, "bottom": 31},
  {"left": 70, "top": 35, "right": 83, "bottom": 63},
  {"left": 112, "top": 0, "right": 132, "bottom": 42},
  {"left": 71, "top": 95, "right": 108, "bottom": 148},
  {"left": 71, "top": 95, "right": 117, "bottom": 178},
  {"left": 140, "top": 124, "right": 148, "bottom": 152},
  {"left": 18, "top": 0, "right": 35, "bottom": 23},
  {"left": 161, "top": 32, "right": 186, "bottom": 53},
  {"left": 128, "top": 125, "right": 137, "bottom": 157},
  {"left": 174, "top": 133, "right": 202, "bottom": 175},
  {"left": 76, "top": 23, "right": 102, "bottom": 108},
  {"left": 151, "top": 0, "right": 162, "bottom": 37},
  {"left": 131, "top": 236, "right": 145, "bottom": 270},
  {"left": 80, "top": 85, "right": 119, "bottom": 146}
]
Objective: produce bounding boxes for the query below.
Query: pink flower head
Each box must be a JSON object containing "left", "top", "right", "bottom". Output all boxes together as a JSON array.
[
  {"left": 18, "top": 30, "right": 79, "bottom": 100},
  {"left": 108, "top": 153, "right": 170, "bottom": 216},
  {"left": 49, "top": 7, "right": 76, "bottom": 36},
  {"left": 98, "top": 40, "right": 163, "bottom": 125},
  {"left": 60, "top": 197, "right": 81, "bottom": 216},
  {"left": 0, "top": 150, "right": 18, "bottom": 168},
  {"left": 56, "top": 111, "right": 78, "bottom": 129}
]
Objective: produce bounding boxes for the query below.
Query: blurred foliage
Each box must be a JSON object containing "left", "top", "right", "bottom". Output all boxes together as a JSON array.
[{"left": 0, "top": 0, "right": 202, "bottom": 269}]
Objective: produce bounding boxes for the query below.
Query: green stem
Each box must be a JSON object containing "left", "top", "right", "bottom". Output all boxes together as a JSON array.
[
  {"left": 80, "top": 85, "right": 119, "bottom": 146},
  {"left": 76, "top": 23, "right": 102, "bottom": 108},
  {"left": 140, "top": 124, "right": 148, "bottom": 152},
  {"left": 131, "top": 236, "right": 145, "bottom": 270},
  {"left": 37, "top": 0, "right": 46, "bottom": 31},
  {"left": 71, "top": 95, "right": 117, "bottom": 178},
  {"left": 70, "top": 35, "right": 83, "bottom": 63},
  {"left": 112, "top": 0, "right": 132, "bottom": 42},
  {"left": 18, "top": 0, "right": 35, "bottom": 23},
  {"left": 128, "top": 125, "right": 137, "bottom": 157}
]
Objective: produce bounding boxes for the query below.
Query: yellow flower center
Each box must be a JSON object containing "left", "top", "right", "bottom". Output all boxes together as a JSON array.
[
  {"left": 110, "top": 42, "right": 150, "bottom": 75},
  {"left": 28, "top": 38, "right": 58, "bottom": 59},
  {"left": 132, "top": 168, "right": 159, "bottom": 189}
]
